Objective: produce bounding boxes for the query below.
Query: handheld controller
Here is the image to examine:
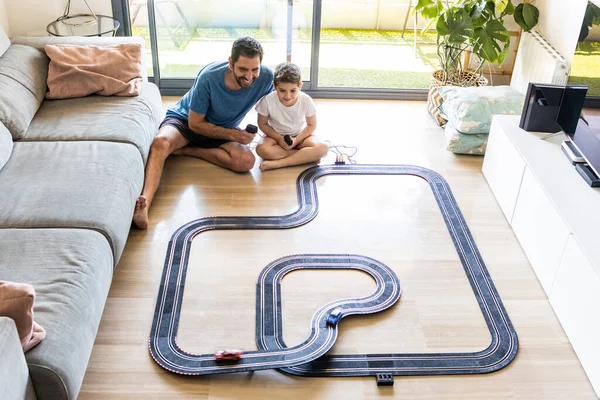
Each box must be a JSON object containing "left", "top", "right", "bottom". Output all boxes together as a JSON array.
[
  {"left": 245, "top": 124, "right": 258, "bottom": 134},
  {"left": 283, "top": 135, "right": 293, "bottom": 146}
]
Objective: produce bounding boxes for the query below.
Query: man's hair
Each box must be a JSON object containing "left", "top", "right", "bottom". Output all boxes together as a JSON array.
[
  {"left": 231, "top": 37, "right": 264, "bottom": 63},
  {"left": 273, "top": 62, "right": 302, "bottom": 86}
]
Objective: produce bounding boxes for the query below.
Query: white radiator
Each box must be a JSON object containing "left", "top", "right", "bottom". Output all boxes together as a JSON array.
[{"left": 510, "top": 29, "right": 570, "bottom": 94}]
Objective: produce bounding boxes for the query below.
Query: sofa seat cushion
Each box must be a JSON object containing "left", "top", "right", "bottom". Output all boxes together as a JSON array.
[
  {"left": 0, "top": 229, "right": 113, "bottom": 400},
  {"left": 0, "top": 141, "right": 143, "bottom": 261},
  {"left": 0, "top": 44, "right": 49, "bottom": 140},
  {"left": 23, "top": 82, "right": 161, "bottom": 164}
]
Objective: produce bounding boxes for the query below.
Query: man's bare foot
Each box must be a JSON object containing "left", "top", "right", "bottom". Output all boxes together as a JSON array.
[
  {"left": 132, "top": 195, "right": 149, "bottom": 229},
  {"left": 259, "top": 160, "right": 283, "bottom": 171}
]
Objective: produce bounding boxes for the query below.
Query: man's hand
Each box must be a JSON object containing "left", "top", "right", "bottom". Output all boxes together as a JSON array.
[{"left": 232, "top": 128, "right": 256, "bottom": 145}]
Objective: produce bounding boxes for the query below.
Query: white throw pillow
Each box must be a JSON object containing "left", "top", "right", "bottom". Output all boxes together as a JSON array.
[
  {"left": 0, "top": 24, "right": 10, "bottom": 58},
  {"left": 0, "top": 122, "right": 13, "bottom": 171}
]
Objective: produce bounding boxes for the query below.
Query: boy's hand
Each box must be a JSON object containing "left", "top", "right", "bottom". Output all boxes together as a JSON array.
[{"left": 278, "top": 136, "right": 293, "bottom": 150}]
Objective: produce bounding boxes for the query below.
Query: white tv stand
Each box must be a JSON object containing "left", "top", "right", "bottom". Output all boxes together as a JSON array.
[{"left": 483, "top": 115, "right": 600, "bottom": 397}]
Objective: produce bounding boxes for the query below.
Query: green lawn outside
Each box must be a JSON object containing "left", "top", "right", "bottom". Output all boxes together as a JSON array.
[
  {"left": 568, "top": 40, "right": 600, "bottom": 96},
  {"left": 133, "top": 26, "right": 438, "bottom": 49},
  {"left": 134, "top": 26, "right": 437, "bottom": 89},
  {"left": 134, "top": 26, "right": 600, "bottom": 94},
  {"left": 159, "top": 62, "right": 433, "bottom": 89}
]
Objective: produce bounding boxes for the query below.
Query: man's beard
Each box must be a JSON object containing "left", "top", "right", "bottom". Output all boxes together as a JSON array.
[{"left": 235, "top": 74, "right": 255, "bottom": 89}]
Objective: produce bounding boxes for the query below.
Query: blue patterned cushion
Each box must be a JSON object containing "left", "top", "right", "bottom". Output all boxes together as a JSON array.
[
  {"left": 438, "top": 86, "right": 524, "bottom": 134},
  {"left": 445, "top": 122, "right": 488, "bottom": 155}
]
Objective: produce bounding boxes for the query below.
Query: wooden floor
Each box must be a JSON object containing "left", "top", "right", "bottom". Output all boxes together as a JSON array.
[{"left": 79, "top": 99, "right": 599, "bottom": 399}]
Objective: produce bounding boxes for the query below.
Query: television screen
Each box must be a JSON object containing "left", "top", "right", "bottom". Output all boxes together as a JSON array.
[
  {"left": 556, "top": 85, "right": 588, "bottom": 134},
  {"left": 570, "top": 119, "right": 600, "bottom": 179}
]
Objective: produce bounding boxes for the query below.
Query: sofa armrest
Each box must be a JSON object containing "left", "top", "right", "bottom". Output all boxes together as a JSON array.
[
  {"left": 9, "top": 36, "right": 149, "bottom": 81},
  {"left": 0, "top": 317, "right": 37, "bottom": 400}
]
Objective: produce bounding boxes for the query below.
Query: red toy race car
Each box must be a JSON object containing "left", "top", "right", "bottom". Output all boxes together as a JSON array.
[{"left": 214, "top": 349, "right": 243, "bottom": 361}]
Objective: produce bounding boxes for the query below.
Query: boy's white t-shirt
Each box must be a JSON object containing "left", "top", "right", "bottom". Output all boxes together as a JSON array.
[{"left": 255, "top": 91, "right": 316, "bottom": 137}]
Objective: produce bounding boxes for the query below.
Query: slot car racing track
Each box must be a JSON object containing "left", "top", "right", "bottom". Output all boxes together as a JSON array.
[{"left": 149, "top": 164, "right": 518, "bottom": 379}]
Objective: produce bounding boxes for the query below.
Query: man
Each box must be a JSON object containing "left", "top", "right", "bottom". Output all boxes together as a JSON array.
[{"left": 133, "top": 37, "right": 274, "bottom": 229}]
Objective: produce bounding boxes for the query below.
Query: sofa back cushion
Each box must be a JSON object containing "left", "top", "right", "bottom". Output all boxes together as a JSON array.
[
  {"left": 0, "top": 122, "right": 12, "bottom": 171},
  {"left": 0, "top": 24, "right": 9, "bottom": 58},
  {"left": 10, "top": 36, "right": 149, "bottom": 81},
  {"left": 0, "top": 44, "right": 49, "bottom": 140}
]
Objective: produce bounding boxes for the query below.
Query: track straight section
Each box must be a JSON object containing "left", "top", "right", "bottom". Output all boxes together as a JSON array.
[{"left": 149, "top": 164, "right": 518, "bottom": 377}]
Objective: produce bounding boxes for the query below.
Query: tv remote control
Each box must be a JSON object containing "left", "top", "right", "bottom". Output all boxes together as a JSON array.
[
  {"left": 283, "top": 135, "right": 293, "bottom": 146},
  {"left": 562, "top": 140, "right": 585, "bottom": 163}
]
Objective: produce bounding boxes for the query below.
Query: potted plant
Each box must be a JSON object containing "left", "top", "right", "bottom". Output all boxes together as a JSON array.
[{"left": 415, "top": 0, "right": 541, "bottom": 86}]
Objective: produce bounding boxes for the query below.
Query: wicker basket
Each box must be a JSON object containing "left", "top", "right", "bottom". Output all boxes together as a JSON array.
[{"left": 427, "top": 70, "right": 489, "bottom": 127}]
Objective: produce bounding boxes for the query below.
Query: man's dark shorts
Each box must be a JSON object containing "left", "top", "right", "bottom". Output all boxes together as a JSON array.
[{"left": 159, "top": 116, "right": 229, "bottom": 149}]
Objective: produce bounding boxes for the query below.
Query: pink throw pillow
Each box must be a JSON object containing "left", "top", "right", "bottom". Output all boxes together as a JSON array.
[
  {"left": 0, "top": 281, "right": 46, "bottom": 352},
  {"left": 45, "top": 43, "right": 143, "bottom": 99}
]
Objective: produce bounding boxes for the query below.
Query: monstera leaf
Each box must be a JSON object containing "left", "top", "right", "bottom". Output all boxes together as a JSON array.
[
  {"left": 415, "top": 0, "right": 442, "bottom": 20},
  {"left": 437, "top": 8, "right": 474, "bottom": 45},
  {"left": 494, "top": 0, "right": 509, "bottom": 15},
  {"left": 492, "top": 0, "right": 515, "bottom": 16},
  {"left": 472, "top": 19, "right": 510, "bottom": 64},
  {"left": 501, "top": 0, "right": 515, "bottom": 16},
  {"left": 514, "top": 3, "right": 539, "bottom": 31},
  {"left": 469, "top": 0, "right": 487, "bottom": 27}
]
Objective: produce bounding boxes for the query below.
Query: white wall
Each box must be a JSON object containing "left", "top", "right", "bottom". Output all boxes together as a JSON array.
[
  {"left": 0, "top": 0, "right": 11, "bottom": 36},
  {"left": 533, "top": 0, "right": 588, "bottom": 65},
  {"left": 5, "top": 0, "right": 113, "bottom": 37}
]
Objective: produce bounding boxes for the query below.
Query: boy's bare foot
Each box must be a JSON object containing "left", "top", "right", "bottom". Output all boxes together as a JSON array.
[
  {"left": 259, "top": 160, "right": 283, "bottom": 171},
  {"left": 132, "top": 195, "right": 149, "bottom": 229}
]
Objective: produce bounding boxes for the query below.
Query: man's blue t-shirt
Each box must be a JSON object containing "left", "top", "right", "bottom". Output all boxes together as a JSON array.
[{"left": 166, "top": 61, "right": 274, "bottom": 129}]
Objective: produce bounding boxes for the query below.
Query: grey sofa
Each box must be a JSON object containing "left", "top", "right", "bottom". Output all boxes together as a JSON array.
[{"left": 0, "top": 30, "right": 162, "bottom": 400}]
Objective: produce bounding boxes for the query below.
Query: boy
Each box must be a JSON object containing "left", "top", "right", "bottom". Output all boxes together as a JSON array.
[{"left": 255, "top": 62, "right": 328, "bottom": 171}]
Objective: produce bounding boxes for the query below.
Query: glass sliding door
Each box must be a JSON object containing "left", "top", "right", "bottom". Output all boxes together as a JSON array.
[
  {"left": 117, "top": 0, "right": 437, "bottom": 97},
  {"left": 316, "top": 0, "right": 435, "bottom": 89},
  {"left": 126, "top": 0, "right": 314, "bottom": 88},
  {"left": 569, "top": 1, "right": 600, "bottom": 97}
]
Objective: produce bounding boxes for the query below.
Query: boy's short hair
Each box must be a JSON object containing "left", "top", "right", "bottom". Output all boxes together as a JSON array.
[
  {"left": 273, "top": 62, "right": 302, "bottom": 86},
  {"left": 231, "top": 37, "right": 264, "bottom": 63}
]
